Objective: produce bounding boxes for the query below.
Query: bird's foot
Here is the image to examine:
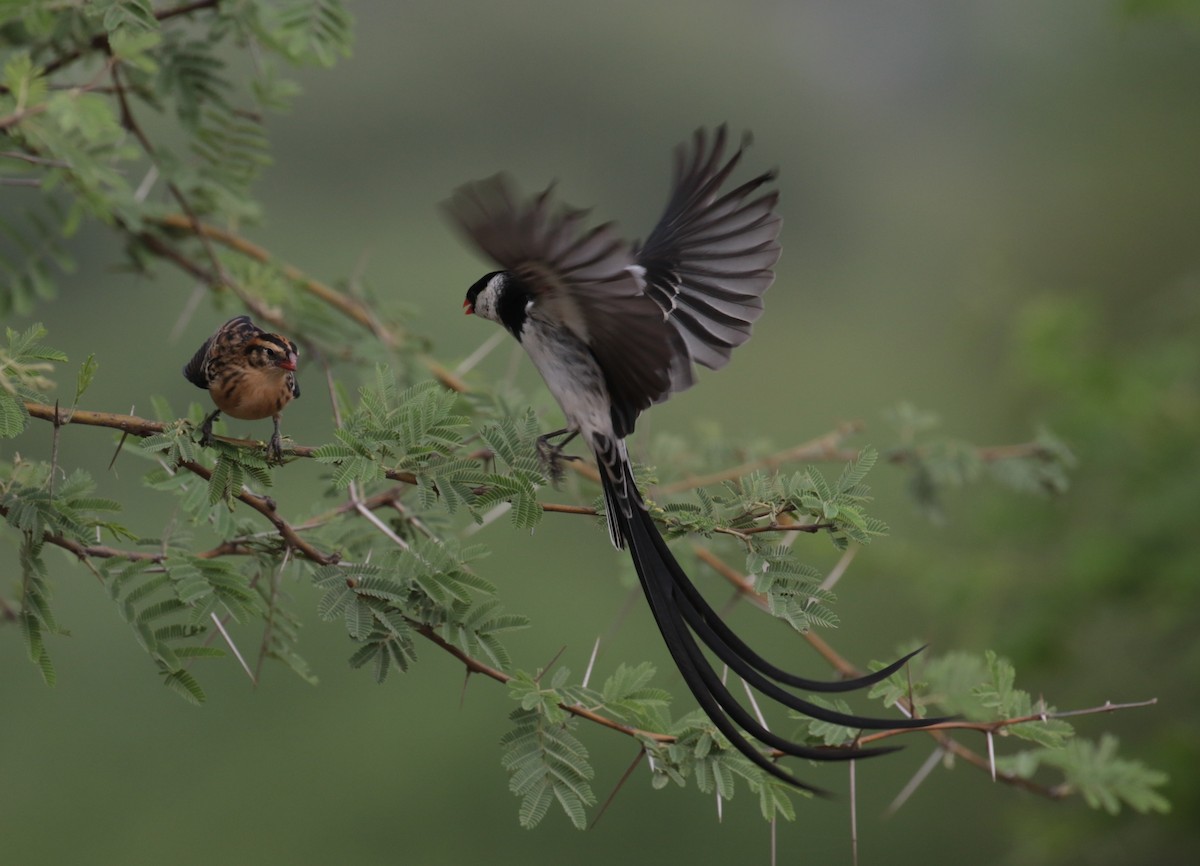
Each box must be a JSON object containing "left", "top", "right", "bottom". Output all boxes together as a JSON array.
[
  {"left": 197, "top": 412, "right": 219, "bottom": 448},
  {"left": 536, "top": 430, "right": 580, "bottom": 485},
  {"left": 266, "top": 432, "right": 285, "bottom": 465}
]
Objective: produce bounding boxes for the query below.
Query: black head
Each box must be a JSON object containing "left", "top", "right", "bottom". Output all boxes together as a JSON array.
[
  {"left": 464, "top": 270, "right": 503, "bottom": 316},
  {"left": 462, "top": 270, "right": 532, "bottom": 337}
]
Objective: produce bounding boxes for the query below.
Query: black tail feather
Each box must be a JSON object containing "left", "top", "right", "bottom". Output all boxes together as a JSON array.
[
  {"left": 603, "top": 460, "right": 943, "bottom": 791},
  {"left": 639, "top": 516, "right": 956, "bottom": 729}
]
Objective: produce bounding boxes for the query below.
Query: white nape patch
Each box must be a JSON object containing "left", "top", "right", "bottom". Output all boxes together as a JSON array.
[
  {"left": 472, "top": 273, "right": 508, "bottom": 323},
  {"left": 626, "top": 264, "right": 646, "bottom": 281},
  {"left": 525, "top": 297, "right": 535, "bottom": 313}
]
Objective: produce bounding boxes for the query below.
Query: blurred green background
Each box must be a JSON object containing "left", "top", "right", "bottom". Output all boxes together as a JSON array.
[{"left": 3, "top": 1, "right": 1198, "bottom": 863}]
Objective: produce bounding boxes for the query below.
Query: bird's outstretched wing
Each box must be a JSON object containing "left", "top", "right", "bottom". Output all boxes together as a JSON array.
[
  {"left": 446, "top": 175, "right": 684, "bottom": 437},
  {"left": 636, "top": 125, "right": 781, "bottom": 393}
]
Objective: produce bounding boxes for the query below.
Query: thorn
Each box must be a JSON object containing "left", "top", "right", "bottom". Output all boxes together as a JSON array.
[
  {"left": 210, "top": 611, "right": 256, "bottom": 685},
  {"left": 819, "top": 544, "right": 857, "bottom": 592},
  {"left": 885, "top": 746, "right": 944, "bottom": 816},
  {"left": 987, "top": 731, "right": 997, "bottom": 782},
  {"left": 589, "top": 749, "right": 646, "bottom": 830},
  {"left": 849, "top": 759, "right": 859, "bottom": 866},
  {"left": 742, "top": 677, "right": 769, "bottom": 731},
  {"left": 535, "top": 645, "right": 568, "bottom": 684},
  {"left": 582, "top": 636, "right": 601, "bottom": 690},
  {"left": 49, "top": 398, "right": 61, "bottom": 499}
]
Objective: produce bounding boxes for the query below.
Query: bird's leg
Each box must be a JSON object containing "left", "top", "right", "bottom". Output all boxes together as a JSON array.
[
  {"left": 266, "top": 415, "right": 284, "bottom": 464},
  {"left": 536, "top": 428, "right": 580, "bottom": 483},
  {"left": 198, "top": 409, "right": 221, "bottom": 448}
]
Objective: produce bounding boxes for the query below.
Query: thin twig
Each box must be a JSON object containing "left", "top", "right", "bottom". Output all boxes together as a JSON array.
[
  {"left": 654, "top": 422, "right": 864, "bottom": 494},
  {"left": 149, "top": 213, "right": 469, "bottom": 392}
]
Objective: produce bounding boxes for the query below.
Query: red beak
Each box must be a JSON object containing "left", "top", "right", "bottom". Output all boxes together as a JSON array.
[
  {"left": 463, "top": 299, "right": 474, "bottom": 315},
  {"left": 279, "top": 353, "right": 298, "bottom": 371}
]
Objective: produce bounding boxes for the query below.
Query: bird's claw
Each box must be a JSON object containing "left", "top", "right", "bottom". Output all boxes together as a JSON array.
[
  {"left": 266, "top": 432, "right": 285, "bottom": 465},
  {"left": 536, "top": 434, "right": 580, "bottom": 485}
]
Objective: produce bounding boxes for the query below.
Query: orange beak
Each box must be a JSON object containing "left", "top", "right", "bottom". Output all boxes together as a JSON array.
[{"left": 463, "top": 299, "right": 474, "bottom": 315}]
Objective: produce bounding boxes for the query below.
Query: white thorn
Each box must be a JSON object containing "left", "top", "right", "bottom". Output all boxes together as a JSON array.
[
  {"left": 582, "top": 636, "right": 601, "bottom": 690},
  {"left": 210, "top": 612, "right": 255, "bottom": 684}
]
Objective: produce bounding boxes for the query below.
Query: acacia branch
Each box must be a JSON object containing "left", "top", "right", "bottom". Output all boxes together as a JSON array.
[
  {"left": 9, "top": 401, "right": 1151, "bottom": 798},
  {"left": 146, "top": 213, "right": 469, "bottom": 393},
  {"left": 404, "top": 618, "right": 672, "bottom": 743},
  {"left": 654, "top": 422, "right": 865, "bottom": 494},
  {"left": 686, "top": 544, "right": 1161, "bottom": 798}
]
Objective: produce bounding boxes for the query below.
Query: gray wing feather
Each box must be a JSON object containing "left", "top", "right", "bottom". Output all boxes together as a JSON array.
[{"left": 636, "top": 125, "right": 781, "bottom": 395}]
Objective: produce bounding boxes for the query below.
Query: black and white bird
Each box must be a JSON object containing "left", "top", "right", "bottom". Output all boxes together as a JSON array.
[{"left": 447, "top": 127, "right": 940, "bottom": 791}]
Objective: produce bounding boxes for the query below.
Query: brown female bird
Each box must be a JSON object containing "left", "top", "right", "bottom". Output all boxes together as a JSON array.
[{"left": 183, "top": 315, "right": 300, "bottom": 461}]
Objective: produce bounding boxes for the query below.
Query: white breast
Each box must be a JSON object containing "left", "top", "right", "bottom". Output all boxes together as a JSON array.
[{"left": 520, "top": 316, "right": 615, "bottom": 445}]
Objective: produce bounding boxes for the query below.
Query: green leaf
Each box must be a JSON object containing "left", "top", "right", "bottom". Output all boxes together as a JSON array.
[
  {"left": 162, "top": 668, "right": 207, "bottom": 705},
  {"left": 109, "top": 29, "right": 162, "bottom": 73},
  {"left": 1032, "top": 735, "right": 1170, "bottom": 815},
  {"left": 2, "top": 51, "right": 47, "bottom": 111},
  {"left": 267, "top": 0, "right": 356, "bottom": 67},
  {"left": 0, "top": 394, "right": 28, "bottom": 438}
]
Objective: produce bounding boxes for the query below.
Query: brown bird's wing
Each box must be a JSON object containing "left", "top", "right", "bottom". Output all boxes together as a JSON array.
[
  {"left": 635, "top": 125, "right": 781, "bottom": 393},
  {"left": 182, "top": 315, "right": 259, "bottom": 389},
  {"left": 182, "top": 334, "right": 215, "bottom": 389}
]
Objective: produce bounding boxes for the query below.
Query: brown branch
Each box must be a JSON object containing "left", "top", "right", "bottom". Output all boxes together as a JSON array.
[
  {"left": 407, "top": 621, "right": 671, "bottom": 743},
  {"left": 691, "top": 545, "right": 864, "bottom": 678},
  {"left": 685, "top": 544, "right": 1154, "bottom": 799},
  {"left": 176, "top": 458, "right": 338, "bottom": 565},
  {"left": 654, "top": 422, "right": 865, "bottom": 495},
  {"left": 153, "top": 214, "right": 397, "bottom": 346},
  {"left": 20, "top": 402, "right": 337, "bottom": 565},
  {"left": 541, "top": 502, "right": 599, "bottom": 515},
  {"left": 11, "top": 403, "right": 1149, "bottom": 798},
  {"left": 857, "top": 698, "right": 1160, "bottom": 745},
  {"left": 0, "top": 57, "right": 116, "bottom": 130},
  {"left": 0, "top": 104, "right": 48, "bottom": 131},
  {"left": 148, "top": 213, "right": 469, "bottom": 393},
  {"left": 0, "top": 502, "right": 253, "bottom": 565},
  {"left": 654, "top": 423, "right": 1060, "bottom": 496}
]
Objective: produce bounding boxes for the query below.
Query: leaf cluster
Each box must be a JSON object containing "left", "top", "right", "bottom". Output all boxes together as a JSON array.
[
  {"left": 0, "top": 323, "right": 67, "bottom": 437},
  {"left": 311, "top": 539, "right": 528, "bottom": 685}
]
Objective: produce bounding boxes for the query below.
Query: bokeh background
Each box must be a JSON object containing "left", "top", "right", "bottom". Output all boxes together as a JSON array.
[{"left": 3, "top": 1, "right": 1198, "bottom": 863}]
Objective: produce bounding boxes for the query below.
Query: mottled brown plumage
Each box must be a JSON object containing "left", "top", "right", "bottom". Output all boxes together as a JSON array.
[{"left": 183, "top": 315, "right": 300, "bottom": 461}]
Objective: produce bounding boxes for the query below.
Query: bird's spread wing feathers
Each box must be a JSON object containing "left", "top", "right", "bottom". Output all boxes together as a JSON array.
[
  {"left": 446, "top": 174, "right": 635, "bottom": 294},
  {"left": 636, "top": 125, "right": 781, "bottom": 386},
  {"left": 447, "top": 127, "right": 780, "bottom": 433},
  {"left": 447, "top": 175, "right": 686, "bottom": 436}
]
